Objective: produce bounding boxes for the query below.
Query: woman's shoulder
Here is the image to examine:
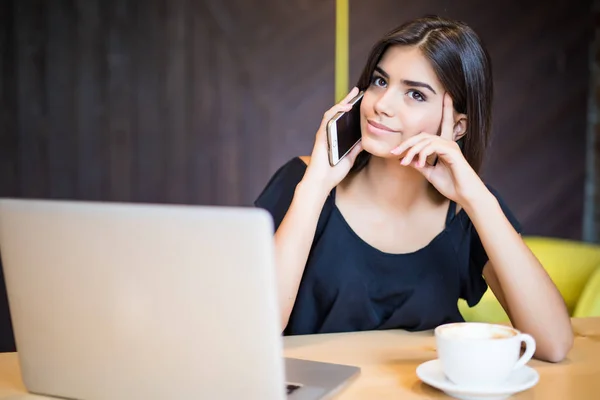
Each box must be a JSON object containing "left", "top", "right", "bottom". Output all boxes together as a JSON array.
[
  {"left": 261, "top": 156, "right": 308, "bottom": 187},
  {"left": 257, "top": 156, "right": 310, "bottom": 193},
  {"left": 298, "top": 156, "right": 310, "bottom": 165},
  {"left": 253, "top": 156, "right": 309, "bottom": 217},
  {"left": 253, "top": 155, "right": 328, "bottom": 233}
]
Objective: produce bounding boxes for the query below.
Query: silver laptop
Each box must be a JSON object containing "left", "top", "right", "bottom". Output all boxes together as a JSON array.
[{"left": 0, "top": 198, "right": 359, "bottom": 400}]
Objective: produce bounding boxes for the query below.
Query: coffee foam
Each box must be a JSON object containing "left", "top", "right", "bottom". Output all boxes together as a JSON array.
[{"left": 438, "top": 324, "right": 516, "bottom": 340}]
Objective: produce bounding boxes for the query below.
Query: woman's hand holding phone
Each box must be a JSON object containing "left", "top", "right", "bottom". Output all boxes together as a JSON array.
[{"left": 302, "top": 87, "right": 364, "bottom": 197}]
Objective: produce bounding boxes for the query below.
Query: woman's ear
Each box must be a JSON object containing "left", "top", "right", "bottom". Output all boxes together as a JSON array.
[{"left": 453, "top": 114, "right": 468, "bottom": 141}]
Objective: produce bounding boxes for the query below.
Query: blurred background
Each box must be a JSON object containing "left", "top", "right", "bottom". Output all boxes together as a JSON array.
[{"left": 0, "top": 0, "right": 595, "bottom": 349}]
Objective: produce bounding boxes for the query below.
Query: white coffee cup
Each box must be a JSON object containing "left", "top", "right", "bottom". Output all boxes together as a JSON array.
[{"left": 434, "top": 322, "right": 536, "bottom": 387}]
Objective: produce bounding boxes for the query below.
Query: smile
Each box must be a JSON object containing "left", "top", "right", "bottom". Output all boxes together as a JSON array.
[{"left": 367, "top": 120, "right": 398, "bottom": 136}]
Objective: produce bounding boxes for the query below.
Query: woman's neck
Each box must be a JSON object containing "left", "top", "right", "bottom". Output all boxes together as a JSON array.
[{"left": 342, "top": 156, "right": 443, "bottom": 213}]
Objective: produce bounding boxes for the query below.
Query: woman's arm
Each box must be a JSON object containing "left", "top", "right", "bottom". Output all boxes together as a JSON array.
[
  {"left": 464, "top": 189, "right": 574, "bottom": 363},
  {"left": 273, "top": 163, "right": 329, "bottom": 330},
  {"left": 271, "top": 88, "right": 364, "bottom": 331},
  {"left": 390, "top": 94, "right": 573, "bottom": 361}
]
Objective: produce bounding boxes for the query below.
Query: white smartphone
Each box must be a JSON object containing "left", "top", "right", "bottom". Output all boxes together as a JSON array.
[{"left": 326, "top": 91, "right": 364, "bottom": 166}]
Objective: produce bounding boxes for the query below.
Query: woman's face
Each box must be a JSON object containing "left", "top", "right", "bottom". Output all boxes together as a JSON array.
[{"left": 359, "top": 45, "right": 446, "bottom": 158}]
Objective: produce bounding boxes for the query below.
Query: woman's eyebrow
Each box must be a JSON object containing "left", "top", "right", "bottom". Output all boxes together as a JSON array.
[
  {"left": 402, "top": 80, "right": 437, "bottom": 95},
  {"left": 374, "top": 66, "right": 389, "bottom": 78},
  {"left": 374, "top": 66, "right": 437, "bottom": 95}
]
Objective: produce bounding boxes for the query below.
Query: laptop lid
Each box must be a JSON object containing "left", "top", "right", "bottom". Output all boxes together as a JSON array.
[{"left": 0, "top": 198, "right": 287, "bottom": 400}]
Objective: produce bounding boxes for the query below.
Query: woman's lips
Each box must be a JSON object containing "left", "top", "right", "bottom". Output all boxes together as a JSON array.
[{"left": 367, "top": 120, "right": 398, "bottom": 136}]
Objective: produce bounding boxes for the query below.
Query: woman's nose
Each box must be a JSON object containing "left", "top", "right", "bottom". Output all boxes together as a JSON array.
[{"left": 373, "top": 91, "right": 398, "bottom": 118}]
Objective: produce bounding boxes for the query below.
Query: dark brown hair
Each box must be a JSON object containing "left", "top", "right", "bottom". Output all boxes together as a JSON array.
[{"left": 351, "top": 15, "right": 493, "bottom": 174}]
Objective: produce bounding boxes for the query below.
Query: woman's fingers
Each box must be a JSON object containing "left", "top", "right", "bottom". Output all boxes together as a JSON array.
[
  {"left": 344, "top": 140, "right": 364, "bottom": 166},
  {"left": 340, "top": 87, "right": 360, "bottom": 105},
  {"left": 319, "top": 87, "right": 360, "bottom": 131},
  {"left": 390, "top": 134, "right": 428, "bottom": 156},
  {"left": 441, "top": 93, "right": 455, "bottom": 140},
  {"left": 417, "top": 143, "right": 437, "bottom": 167},
  {"left": 400, "top": 138, "right": 431, "bottom": 166},
  {"left": 399, "top": 136, "right": 459, "bottom": 168},
  {"left": 318, "top": 103, "right": 352, "bottom": 134}
]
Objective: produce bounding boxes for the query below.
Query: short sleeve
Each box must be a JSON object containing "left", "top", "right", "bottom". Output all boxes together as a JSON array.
[
  {"left": 254, "top": 157, "right": 335, "bottom": 241},
  {"left": 462, "top": 185, "right": 523, "bottom": 306},
  {"left": 254, "top": 157, "right": 308, "bottom": 232}
]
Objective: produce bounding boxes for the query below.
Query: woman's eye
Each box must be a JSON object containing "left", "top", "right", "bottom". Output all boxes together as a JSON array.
[
  {"left": 407, "top": 90, "right": 426, "bottom": 102},
  {"left": 371, "top": 76, "right": 387, "bottom": 87}
]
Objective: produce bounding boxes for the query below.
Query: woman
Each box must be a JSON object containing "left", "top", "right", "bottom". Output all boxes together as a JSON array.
[{"left": 255, "top": 15, "right": 573, "bottom": 362}]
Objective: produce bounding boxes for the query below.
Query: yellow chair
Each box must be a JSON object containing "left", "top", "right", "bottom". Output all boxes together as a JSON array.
[
  {"left": 573, "top": 265, "right": 600, "bottom": 317},
  {"left": 459, "top": 236, "right": 600, "bottom": 323}
]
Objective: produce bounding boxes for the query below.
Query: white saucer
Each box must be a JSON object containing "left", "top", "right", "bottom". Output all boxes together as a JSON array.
[{"left": 416, "top": 359, "right": 539, "bottom": 400}]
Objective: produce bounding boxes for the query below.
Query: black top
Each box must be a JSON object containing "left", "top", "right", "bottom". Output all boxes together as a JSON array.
[{"left": 255, "top": 157, "right": 521, "bottom": 336}]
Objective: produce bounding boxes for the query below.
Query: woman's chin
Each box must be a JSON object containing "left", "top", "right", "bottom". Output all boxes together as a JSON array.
[{"left": 361, "top": 138, "right": 400, "bottom": 159}]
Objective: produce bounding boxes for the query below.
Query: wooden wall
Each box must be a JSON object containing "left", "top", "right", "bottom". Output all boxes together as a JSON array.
[
  {"left": 587, "top": 0, "right": 600, "bottom": 242},
  {"left": 0, "top": 0, "right": 592, "bottom": 237}
]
